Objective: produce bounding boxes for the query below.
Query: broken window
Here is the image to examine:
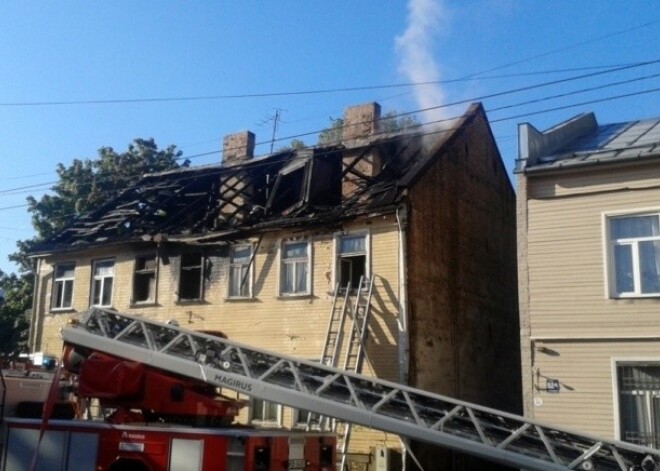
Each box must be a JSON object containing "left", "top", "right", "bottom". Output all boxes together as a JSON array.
[
  {"left": 133, "top": 254, "right": 157, "bottom": 304},
  {"left": 51, "top": 263, "right": 75, "bottom": 310},
  {"left": 178, "top": 253, "right": 203, "bottom": 301},
  {"left": 280, "top": 241, "right": 310, "bottom": 296},
  {"left": 91, "top": 259, "right": 114, "bottom": 307},
  {"left": 336, "top": 233, "right": 368, "bottom": 291},
  {"left": 228, "top": 245, "right": 252, "bottom": 298},
  {"left": 266, "top": 151, "right": 341, "bottom": 215}
]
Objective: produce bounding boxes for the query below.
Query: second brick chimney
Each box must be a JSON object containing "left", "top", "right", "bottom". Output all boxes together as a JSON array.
[
  {"left": 342, "top": 102, "right": 382, "bottom": 199},
  {"left": 223, "top": 131, "right": 255, "bottom": 165}
]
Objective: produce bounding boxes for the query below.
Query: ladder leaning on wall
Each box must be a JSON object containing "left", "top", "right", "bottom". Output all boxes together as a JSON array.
[{"left": 316, "top": 276, "right": 375, "bottom": 468}]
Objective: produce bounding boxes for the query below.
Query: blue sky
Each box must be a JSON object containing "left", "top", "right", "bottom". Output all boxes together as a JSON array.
[{"left": 0, "top": 1, "right": 658, "bottom": 275}]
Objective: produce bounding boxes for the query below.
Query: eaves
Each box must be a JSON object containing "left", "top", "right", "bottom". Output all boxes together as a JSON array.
[{"left": 522, "top": 150, "right": 660, "bottom": 178}]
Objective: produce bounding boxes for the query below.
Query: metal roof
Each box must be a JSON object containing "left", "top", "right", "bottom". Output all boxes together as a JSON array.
[{"left": 523, "top": 116, "right": 660, "bottom": 173}]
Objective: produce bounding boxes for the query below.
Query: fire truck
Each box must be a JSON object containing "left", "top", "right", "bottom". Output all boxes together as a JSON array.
[{"left": 2, "top": 308, "right": 660, "bottom": 470}]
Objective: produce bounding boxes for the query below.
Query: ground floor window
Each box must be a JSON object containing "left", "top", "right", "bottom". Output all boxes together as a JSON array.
[
  {"left": 336, "top": 233, "right": 368, "bottom": 291},
  {"left": 618, "top": 363, "right": 660, "bottom": 448},
  {"left": 249, "top": 398, "right": 279, "bottom": 424}
]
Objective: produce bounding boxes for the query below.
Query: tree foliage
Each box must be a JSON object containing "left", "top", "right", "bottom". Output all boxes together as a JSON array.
[
  {"left": 7, "top": 139, "right": 184, "bottom": 354},
  {"left": 0, "top": 270, "right": 32, "bottom": 357},
  {"left": 26, "top": 138, "right": 184, "bottom": 243}
]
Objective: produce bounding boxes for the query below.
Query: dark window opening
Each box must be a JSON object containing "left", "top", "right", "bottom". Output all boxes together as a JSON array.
[
  {"left": 337, "top": 234, "right": 367, "bottom": 291},
  {"left": 133, "top": 255, "right": 157, "bottom": 303},
  {"left": 179, "top": 253, "right": 203, "bottom": 301},
  {"left": 339, "top": 255, "right": 366, "bottom": 291}
]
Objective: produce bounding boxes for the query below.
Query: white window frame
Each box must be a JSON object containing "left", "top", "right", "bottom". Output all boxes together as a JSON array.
[
  {"left": 248, "top": 397, "right": 281, "bottom": 425},
  {"left": 612, "top": 357, "right": 660, "bottom": 447},
  {"left": 228, "top": 244, "right": 253, "bottom": 299},
  {"left": 279, "top": 240, "right": 312, "bottom": 297},
  {"left": 604, "top": 210, "right": 660, "bottom": 298},
  {"left": 132, "top": 253, "right": 158, "bottom": 304},
  {"left": 90, "top": 259, "right": 115, "bottom": 307},
  {"left": 332, "top": 230, "right": 370, "bottom": 290},
  {"left": 51, "top": 262, "right": 75, "bottom": 311}
]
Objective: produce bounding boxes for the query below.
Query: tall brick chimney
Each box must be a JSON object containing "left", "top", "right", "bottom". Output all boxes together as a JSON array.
[
  {"left": 223, "top": 131, "right": 255, "bottom": 165},
  {"left": 219, "top": 130, "right": 255, "bottom": 226},
  {"left": 342, "top": 102, "right": 382, "bottom": 198},
  {"left": 342, "top": 102, "right": 381, "bottom": 144}
]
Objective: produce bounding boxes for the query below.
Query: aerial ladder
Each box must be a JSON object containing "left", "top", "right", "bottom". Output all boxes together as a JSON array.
[{"left": 59, "top": 308, "right": 660, "bottom": 471}]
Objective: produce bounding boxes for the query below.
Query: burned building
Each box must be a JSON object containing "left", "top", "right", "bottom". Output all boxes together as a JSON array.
[{"left": 28, "top": 102, "right": 520, "bottom": 469}]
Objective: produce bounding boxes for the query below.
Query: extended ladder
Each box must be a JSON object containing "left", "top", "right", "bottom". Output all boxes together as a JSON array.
[
  {"left": 337, "top": 276, "right": 374, "bottom": 470},
  {"left": 319, "top": 283, "right": 352, "bottom": 368},
  {"left": 61, "top": 308, "right": 660, "bottom": 471}
]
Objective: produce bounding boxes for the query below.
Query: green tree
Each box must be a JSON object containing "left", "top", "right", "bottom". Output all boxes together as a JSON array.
[
  {"left": 7, "top": 139, "right": 184, "bottom": 353},
  {"left": 317, "top": 117, "right": 344, "bottom": 145},
  {"left": 0, "top": 270, "right": 32, "bottom": 357},
  {"left": 25, "top": 138, "right": 184, "bottom": 245}
]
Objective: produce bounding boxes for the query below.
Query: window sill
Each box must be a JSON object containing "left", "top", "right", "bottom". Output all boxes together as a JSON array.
[
  {"left": 49, "top": 308, "right": 76, "bottom": 315},
  {"left": 611, "top": 294, "right": 660, "bottom": 299},
  {"left": 176, "top": 299, "right": 207, "bottom": 305},
  {"left": 130, "top": 302, "right": 160, "bottom": 308},
  {"left": 224, "top": 297, "right": 257, "bottom": 302},
  {"left": 276, "top": 294, "right": 315, "bottom": 300}
]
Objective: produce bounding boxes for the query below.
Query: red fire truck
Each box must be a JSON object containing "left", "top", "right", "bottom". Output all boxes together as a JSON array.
[
  {"left": 3, "top": 308, "right": 660, "bottom": 471},
  {"left": 1, "top": 333, "right": 335, "bottom": 471}
]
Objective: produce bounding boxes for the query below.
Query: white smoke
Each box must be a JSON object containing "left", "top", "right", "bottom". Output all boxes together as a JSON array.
[{"left": 395, "top": 0, "right": 454, "bottom": 130}]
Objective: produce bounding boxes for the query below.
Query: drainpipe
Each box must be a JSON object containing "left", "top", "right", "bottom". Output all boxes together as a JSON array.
[
  {"left": 396, "top": 204, "right": 409, "bottom": 385},
  {"left": 28, "top": 258, "right": 41, "bottom": 353}
]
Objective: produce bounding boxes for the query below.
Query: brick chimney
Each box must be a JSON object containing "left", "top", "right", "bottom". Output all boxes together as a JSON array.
[
  {"left": 223, "top": 131, "right": 255, "bottom": 165},
  {"left": 342, "top": 102, "right": 381, "bottom": 144},
  {"left": 342, "top": 102, "right": 382, "bottom": 199},
  {"left": 219, "top": 131, "right": 255, "bottom": 226}
]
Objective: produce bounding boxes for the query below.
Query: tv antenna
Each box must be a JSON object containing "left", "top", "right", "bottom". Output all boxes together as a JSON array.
[{"left": 257, "top": 108, "right": 286, "bottom": 153}]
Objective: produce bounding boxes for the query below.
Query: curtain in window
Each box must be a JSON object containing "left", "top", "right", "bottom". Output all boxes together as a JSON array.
[
  {"left": 611, "top": 216, "right": 660, "bottom": 239},
  {"left": 339, "top": 235, "right": 365, "bottom": 254}
]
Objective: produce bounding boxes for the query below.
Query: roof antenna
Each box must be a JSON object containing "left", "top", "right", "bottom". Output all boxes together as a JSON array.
[{"left": 257, "top": 108, "right": 286, "bottom": 153}]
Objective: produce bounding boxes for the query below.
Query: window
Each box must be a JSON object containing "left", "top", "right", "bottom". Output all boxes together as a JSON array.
[
  {"left": 91, "top": 259, "right": 114, "bottom": 307},
  {"left": 280, "top": 241, "right": 310, "bottom": 296},
  {"left": 228, "top": 245, "right": 252, "bottom": 298},
  {"left": 133, "top": 254, "right": 157, "bottom": 304},
  {"left": 179, "top": 253, "right": 203, "bottom": 301},
  {"left": 293, "top": 408, "right": 322, "bottom": 428},
  {"left": 609, "top": 214, "right": 660, "bottom": 296},
  {"left": 249, "top": 398, "right": 279, "bottom": 424},
  {"left": 51, "top": 263, "right": 75, "bottom": 310},
  {"left": 617, "top": 364, "right": 660, "bottom": 448},
  {"left": 336, "top": 233, "right": 368, "bottom": 291}
]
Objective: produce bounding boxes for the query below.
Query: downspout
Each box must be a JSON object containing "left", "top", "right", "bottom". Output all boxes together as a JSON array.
[
  {"left": 28, "top": 257, "right": 42, "bottom": 354},
  {"left": 395, "top": 204, "right": 409, "bottom": 385}
]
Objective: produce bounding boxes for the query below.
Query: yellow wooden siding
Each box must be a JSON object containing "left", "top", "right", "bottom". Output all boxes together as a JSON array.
[
  {"left": 526, "top": 181, "right": 660, "bottom": 339},
  {"left": 531, "top": 340, "right": 660, "bottom": 440},
  {"left": 34, "top": 215, "right": 402, "bottom": 455},
  {"left": 528, "top": 164, "right": 660, "bottom": 200}
]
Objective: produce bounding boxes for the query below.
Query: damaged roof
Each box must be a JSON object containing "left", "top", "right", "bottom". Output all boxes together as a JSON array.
[{"left": 31, "top": 103, "right": 483, "bottom": 254}]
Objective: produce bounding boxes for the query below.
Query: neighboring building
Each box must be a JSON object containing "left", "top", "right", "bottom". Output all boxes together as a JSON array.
[
  {"left": 516, "top": 112, "right": 660, "bottom": 448},
  {"left": 28, "top": 102, "right": 519, "bottom": 469}
]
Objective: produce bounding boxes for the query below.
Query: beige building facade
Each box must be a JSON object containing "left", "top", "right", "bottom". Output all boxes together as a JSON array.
[
  {"left": 29, "top": 102, "right": 519, "bottom": 469},
  {"left": 517, "top": 112, "right": 660, "bottom": 448}
]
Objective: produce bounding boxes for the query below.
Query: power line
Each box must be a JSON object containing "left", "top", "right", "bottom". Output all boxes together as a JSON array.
[
  {"left": 0, "top": 62, "right": 657, "bottom": 200},
  {"left": 0, "top": 58, "right": 656, "bottom": 108},
  {"left": 1, "top": 83, "right": 658, "bottom": 219}
]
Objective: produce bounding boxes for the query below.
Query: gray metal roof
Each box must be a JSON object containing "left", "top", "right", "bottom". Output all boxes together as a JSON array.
[{"left": 519, "top": 115, "right": 660, "bottom": 173}]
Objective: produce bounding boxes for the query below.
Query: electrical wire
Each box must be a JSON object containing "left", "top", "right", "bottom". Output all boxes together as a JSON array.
[{"left": 0, "top": 65, "right": 658, "bottom": 202}]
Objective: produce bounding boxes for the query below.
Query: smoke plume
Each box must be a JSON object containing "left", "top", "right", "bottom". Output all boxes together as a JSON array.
[{"left": 395, "top": 0, "right": 453, "bottom": 129}]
